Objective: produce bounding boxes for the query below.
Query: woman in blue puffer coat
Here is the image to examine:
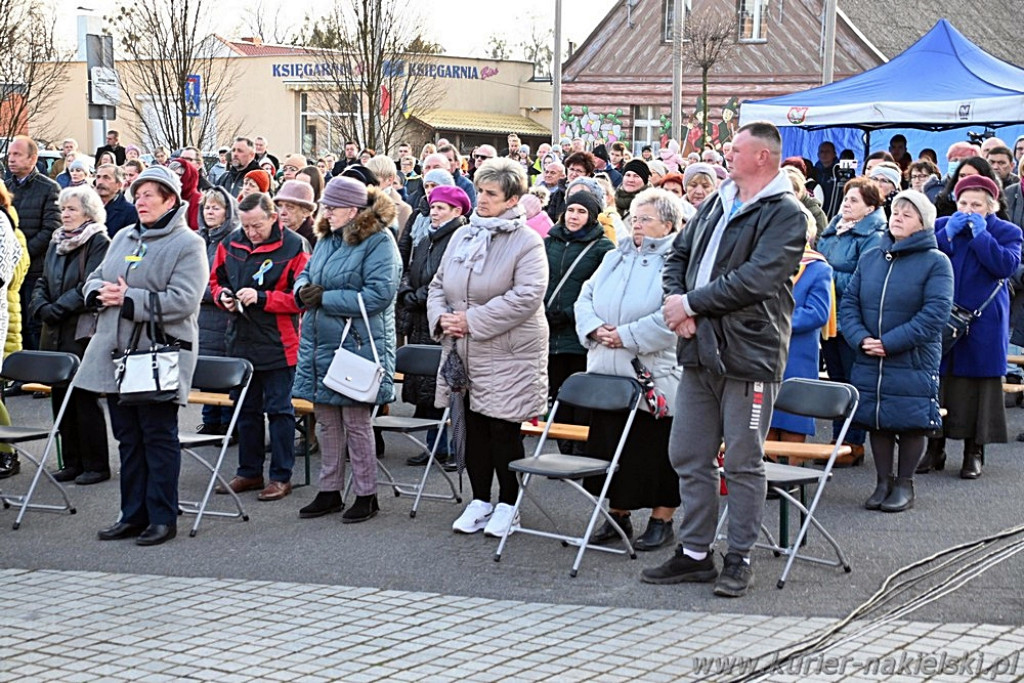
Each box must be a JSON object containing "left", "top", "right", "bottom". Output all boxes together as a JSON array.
[
  {"left": 817, "top": 176, "right": 887, "bottom": 460},
  {"left": 293, "top": 177, "right": 401, "bottom": 523},
  {"left": 840, "top": 191, "right": 953, "bottom": 512}
]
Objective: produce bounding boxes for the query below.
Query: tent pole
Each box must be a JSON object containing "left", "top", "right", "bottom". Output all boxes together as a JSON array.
[{"left": 863, "top": 130, "right": 871, "bottom": 164}]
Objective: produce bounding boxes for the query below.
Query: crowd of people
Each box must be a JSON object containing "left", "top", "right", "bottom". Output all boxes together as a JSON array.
[{"left": 1, "top": 122, "right": 1022, "bottom": 598}]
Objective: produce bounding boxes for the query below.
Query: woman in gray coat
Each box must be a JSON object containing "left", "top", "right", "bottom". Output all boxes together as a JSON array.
[
  {"left": 575, "top": 188, "right": 683, "bottom": 550},
  {"left": 79, "top": 166, "right": 207, "bottom": 547},
  {"left": 428, "top": 158, "right": 549, "bottom": 539},
  {"left": 292, "top": 177, "right": 401, "bottom": 523}
]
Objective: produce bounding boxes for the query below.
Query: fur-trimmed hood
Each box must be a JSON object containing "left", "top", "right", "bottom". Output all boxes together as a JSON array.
[{"left": 315, "top": 185, "right": 397, "bottom": 244}]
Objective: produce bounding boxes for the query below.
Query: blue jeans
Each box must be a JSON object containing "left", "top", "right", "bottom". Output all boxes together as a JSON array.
[
  {"left": 201, "top": 404, "right": 234, "bottom": 426},
  {"left": 235, "top": 366, "right": 296, "bottom": 483},
  {"left": 107, "top": 397, "right": 181, "bottom": 526},
  {"left": 821, "top": 333, "right": 866, "bottom": 446}
]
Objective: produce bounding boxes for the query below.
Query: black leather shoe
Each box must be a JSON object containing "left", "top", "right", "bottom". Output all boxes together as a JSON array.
[
  {"left": 589, "top": 512, "right": 632, "bottom": 545},
  {"left": 98, "top": 522, "right": 147, "bottom": 541},
  {"left": 634, "top": 517, "right": 675, "bottom": 551},
  {"left": 75, "top": 471, "right": 111, "bottom": 485},
  {"left": 960, "top": 451, "right": 983, "bottom": 479},
  {"left": 136, "top": 524, "right": 177, "bottom": 546},
  {"left": 299, "top": 491, "right": 344, "bottom": 518},
  {"left": 0, "top": 453, "right": 20, "bottom": 479},
  {"left": 406, "top": 451, "right": 449, "bottom": 466},
  {"left": 880, "top": 477, "right": 915, "bottom": 512},
  {"left": 864, "top": 475, "right": 894, "bottom": 510},
  {"left": 53, "top": 466, "right": 83, "bottom": 483}
]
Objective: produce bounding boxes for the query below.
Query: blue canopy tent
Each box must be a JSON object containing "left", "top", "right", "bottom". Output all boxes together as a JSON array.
[{"left": 740, "top": 19, "right": 1024, "bottom": 164}]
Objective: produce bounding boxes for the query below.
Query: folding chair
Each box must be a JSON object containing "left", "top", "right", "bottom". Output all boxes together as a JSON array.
[
  {"left": 0, "top": 351, "right": 80, "bottom": 529},
  {"left": 177, "top": 356, "right": 254, "bottom": 537},
  {"left": 495, "top": 373, "right": 644, "bottom": 577},
  {"left": 717, "top": 377, "right": 859, "bottom": 588},
  {"left": 370, "top": 344, "right": 461, "bottom": 517}
]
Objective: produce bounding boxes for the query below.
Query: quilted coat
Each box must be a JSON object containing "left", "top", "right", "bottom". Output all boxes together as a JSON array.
[
  {"left": 839, "top": 229, "right": 953, "bottom": 431},
  {"left": 817, "top": 209, "right": 886, "bottom": 330},
  {"left": 544, "top": 221, "right": 614, "bottom": 356},
  {"left": 292, "top": 188, "right": 402, "bottom": 407}
]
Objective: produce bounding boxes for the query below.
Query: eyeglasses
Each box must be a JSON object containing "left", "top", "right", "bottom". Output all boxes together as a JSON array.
[
  {"left": 629, "top": 215, "right": 659, "bottom": 226},
  {"left": 473, "top": 154, "right": 492, "bottom": 161},
  {"left": 282, "top": 165, "right": 300, "bottom": 173},
  {"left": 910, "top": 174, "right": 930, "bottom": 181}
]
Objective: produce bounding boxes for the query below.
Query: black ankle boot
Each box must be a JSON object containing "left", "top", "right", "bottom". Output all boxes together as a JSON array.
[
  {"left": 865, "top": 475, "right": 895, "bottom": 510},
  {"left": 0, "top": 452, "right": 19, "bottom": 479},
  {"left": 917, "top": 438, "right": 946, "bottom": 474},
  {"left": 880, "top": 477, "right": 914, "bottom": 512},
  {"left": 342, "top": 494, "right": 379, "bottom": 523},
  {"left": 299, "top": 490, "right": 344, "bottom": 518},
  {"left": 589, "top": 512, "right": 632, "bottom": 545},
  {"left": 634, "top": 517, "right": 675, "bottom": 551},
  {"left": 960, "top": 441, "right": 983, "bottom": 479}
]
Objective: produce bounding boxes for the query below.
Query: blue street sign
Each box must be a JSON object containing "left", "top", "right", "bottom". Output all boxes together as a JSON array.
[{"left": 185, "top": 74, "right": 201, "bottom": 117}]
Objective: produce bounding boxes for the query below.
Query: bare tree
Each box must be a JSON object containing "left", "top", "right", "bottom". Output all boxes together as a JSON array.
[
  {"left": 683, "top": 8, "right": 736, "bottom": 148},
  {"left": 486, "top": 35, "right": 511, "bottom": 61},
  {"left": 238, "top": 0, "right": 296, "bottom": 44},
  {"left": 0, "top": 0, "right": 72, "bottom": 151},
  {"left": 295, "top": 0, "right": 443, "bottom": 154},
  {"left": 105, "top": 0, "right": 241, "bottom": 152},
  {"left": 520, "top": 24, "right": 554, "bottom": 79}
]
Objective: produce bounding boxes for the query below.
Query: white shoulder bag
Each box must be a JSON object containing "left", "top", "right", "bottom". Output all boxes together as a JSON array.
[{"left": 323, "top": 293, "right": 384, "bottom": 403}]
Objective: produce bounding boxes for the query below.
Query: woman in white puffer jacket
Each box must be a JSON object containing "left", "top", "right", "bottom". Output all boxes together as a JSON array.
[{"left": 575, "top": 187, "right": 684, "bottom": 552}]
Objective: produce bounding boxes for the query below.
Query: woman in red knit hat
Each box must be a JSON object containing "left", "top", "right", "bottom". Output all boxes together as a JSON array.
[{"left": 240, "top": 169, "right": 271, "bottom": 202}]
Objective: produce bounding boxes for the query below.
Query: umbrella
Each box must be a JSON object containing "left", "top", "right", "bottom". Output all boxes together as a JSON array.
[
  {"left": 439, "top": 338, "right": 469, "bottom": 482},
  {"left": 630, "top": 357, "right": 669, "bottom": 419}
]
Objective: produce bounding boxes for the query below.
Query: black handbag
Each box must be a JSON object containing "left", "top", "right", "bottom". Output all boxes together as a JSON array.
[
  {"left": 114, "top": 293, "right": 181, "bottom": 404},
  {"left": 942, "top": 280, "right": 1004, "bottom": 356}
]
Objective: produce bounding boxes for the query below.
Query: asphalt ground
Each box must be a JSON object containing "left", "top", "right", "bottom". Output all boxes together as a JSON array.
[{"left": 0, "top": 389, "right": 1021, "bottom": 628}]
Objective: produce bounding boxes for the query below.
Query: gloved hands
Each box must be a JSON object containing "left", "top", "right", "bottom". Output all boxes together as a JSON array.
[
  {"left": 400, "top": 289, "right": 426, "bottom": 311},
  {"left": 945, "top": 211, "right": 970, "bottom": 242},
  {"left": 545, "top": 309, "right": 570, "bottom": 328},
  {"left": 298, "top": 284, "right": 324, "bottom": 308},
  {"left": 967, "top": 212, "right": 988, "bottom": 237}
]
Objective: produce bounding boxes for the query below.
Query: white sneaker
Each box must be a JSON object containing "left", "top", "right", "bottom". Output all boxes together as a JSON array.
[
  {"left": 483, "top": 503, "right": 520, "bottom": 538},
  {"left": 452, "top": 500, "right": 493, "bottom": 534}
]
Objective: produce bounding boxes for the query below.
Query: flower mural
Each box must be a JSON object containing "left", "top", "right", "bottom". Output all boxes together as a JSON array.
[{"left": 560, "top": 105, "right": 625, "bottom": 146}]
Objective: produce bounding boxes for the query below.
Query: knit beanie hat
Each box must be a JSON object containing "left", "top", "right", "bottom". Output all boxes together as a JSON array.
[
  {"left": 282, "top": 154, "right": 308, "bottom": 171},
  {"left": 273, "top": 180, "right": 316, "bottom": 212},
  {"left": 340, "top": 163, "right": 378, "bottom": 187},
  {"left": 566, "top": 177, "right": 605, "bottom": 206},
  {"left": 131, "top": 164, "right": 182, "bottom": 201},
  {"left": 564, "top": 190, "right": 603, "bottom": 225},
  {"left": 68, "top": 159, "right": 90, "bottom": 173},
  {"left": 683, "top": 162, "right": 717, "bottom": 187},
  {"left": 518, "top": 193, "right": 542, "bottom": 219},
  {"left": 592, "top": 144, "right": 610, "bottom": 163},
  {"left": 423, "top": 168, "right": 455, "bottom": 187},
  {"left": 870, "top": 166, "right": 902, "bottom": 189},
  {"left": 245, "top": 169, "right": 271, "bottom": 194},
  {"left": 892, "top": 190, "right": 937, "bottom": 230},
  {"left": 321, "top": 176, "right": 368, "bottom": 209},
  {"left": 622, "top": 158, "right": 651, "bottom": 184},
  {"left": 428, "top": 185, "right": 471, "bottom": 217},
  {"left": 259, "top": 160, "right": 277, "bottom": 177},
  {"left": 954, "top": 174, "right": 1001, "bottom": 201}
]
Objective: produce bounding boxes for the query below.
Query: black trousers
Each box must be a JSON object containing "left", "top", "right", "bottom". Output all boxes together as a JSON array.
[
  {"left": 465, "top": 407, "right": 523, "bottom": 506},
  {"left": 548, "top": 353, "right": 589, "bottom": 454},
  {"left": 107, "top": 397, "right": 181, "bottom": 526},
  {"left": 51, "top": 386, "right": 109, "bottom": 473}
]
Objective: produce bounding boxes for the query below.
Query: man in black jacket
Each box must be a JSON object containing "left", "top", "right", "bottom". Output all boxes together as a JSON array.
[
  {"left": 4, "top": 136, "right": 60, "bottom": 353},
  {"left": 216, "top": 137, "right": 262, "bottom": 197},
  {"left": 641, "top": 122, "right": 805, "bottom": 598},
  {"left": 94, "top": 129, "right": 127, "bottom": 166},
  {"left": 94, "top": 164, "right": 139, "bottom": 236}
]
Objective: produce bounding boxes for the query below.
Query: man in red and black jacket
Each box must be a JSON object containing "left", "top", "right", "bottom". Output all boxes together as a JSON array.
[{"left": 210, "top": 192, "right": 311, "bottom": 502}]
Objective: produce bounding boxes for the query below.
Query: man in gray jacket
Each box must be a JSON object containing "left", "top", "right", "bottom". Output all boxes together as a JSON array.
[{"left": 642, "top": 121, "right": 805, "bottom": 597}]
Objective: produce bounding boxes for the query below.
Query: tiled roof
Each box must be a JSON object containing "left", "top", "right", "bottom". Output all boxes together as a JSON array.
[
  {"left": 413, "top": 110, "right": 550, "bottom": 136},
  {"left": 222, "top": 40, "right": 313, "bottom": 57}
]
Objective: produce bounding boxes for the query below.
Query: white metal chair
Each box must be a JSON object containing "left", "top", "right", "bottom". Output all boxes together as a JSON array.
[
  {"left": 177, "top": 356, "right": 254, "bottom": 537},
  {"left": 495, "top": 373, "right": 644, "bottom": 577},
  {"left": 717, "top": 377, "right": 859, "bottom": 588},
  {"left": 371, "top": 344, "right": 460, "bottom": 517},
  {"left": 0, "top": 351, "right": 80, "bottom": 529}
]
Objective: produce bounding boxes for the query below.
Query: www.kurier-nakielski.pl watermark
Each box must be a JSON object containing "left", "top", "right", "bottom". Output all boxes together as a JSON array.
[{"left": 691, "top": 649, "right": 1021, "bottom": 679}]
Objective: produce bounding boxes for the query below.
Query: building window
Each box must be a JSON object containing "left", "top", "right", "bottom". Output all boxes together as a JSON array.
[
  {"left": 738, "top": 0, "right": 769, "bottom": 42},
  {"left": 632, "top": 106, "right": 663, "bottom": 154},
  {"left": 300, "top": 91, "right": 359, "bottom": 157},
  {"left": 662, "top": 0, "right": 674, "bottom": 42}
]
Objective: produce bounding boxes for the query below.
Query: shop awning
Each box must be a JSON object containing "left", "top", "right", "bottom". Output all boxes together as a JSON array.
[{"left": 412, "top": 109, "right": 550, "bottom": 137}]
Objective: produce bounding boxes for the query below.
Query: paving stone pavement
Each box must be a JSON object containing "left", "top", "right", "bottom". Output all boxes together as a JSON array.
[{"left": 1, "top": 567, "right": 1022, "bottom": 682}]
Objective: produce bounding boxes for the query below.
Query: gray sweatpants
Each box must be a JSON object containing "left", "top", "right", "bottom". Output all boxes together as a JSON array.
[{"left": 669, "top": 368, "right": 779, "bottom": 557}]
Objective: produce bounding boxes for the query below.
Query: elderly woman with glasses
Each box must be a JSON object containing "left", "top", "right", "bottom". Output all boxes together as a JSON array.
[{"left": 575, "top": 188, "right": 684, "bottom": 550}]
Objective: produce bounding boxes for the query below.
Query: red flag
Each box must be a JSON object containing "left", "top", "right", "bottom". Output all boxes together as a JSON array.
[{"left": 380, "top": 85, "right": 391, "bottom": 118}]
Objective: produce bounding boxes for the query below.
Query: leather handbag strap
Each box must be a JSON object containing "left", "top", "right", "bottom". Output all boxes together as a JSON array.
[
  {"left": 546, "top": 241, "right": 597, "bottom": 309},
  {"left": 337, "top": 293, "right": 381, "bottom": 366},
  {"left": 969, "top": 279, "right": 1005, "bottom": 318}
]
